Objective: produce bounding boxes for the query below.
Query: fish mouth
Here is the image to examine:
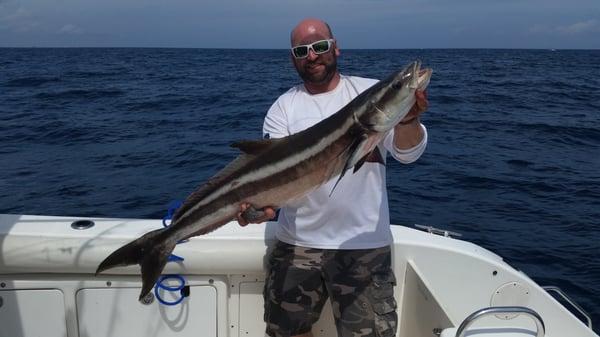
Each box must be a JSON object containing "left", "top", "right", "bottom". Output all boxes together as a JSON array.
[
  {"left": 407, "top": 61, "right": 421, "bottom": 89},
  {"left": 417, "top": 68, "right": 433, "bottom": 90},
  {"left": 400, "top": 61, "right": 432, "bottom": 91},
  {"left": 390, "top": 60, "right": 420, "bottom": 90}
]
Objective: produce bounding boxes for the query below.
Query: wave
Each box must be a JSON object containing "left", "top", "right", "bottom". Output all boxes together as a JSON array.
[
  {"left": 63, "top": 70, "right": 128, "bottom": 78},
  {"left": 5, "top": 76, "right": 60, "bottom": 87},
  {"left": 34, "top": 89, "right": 125, "bottom": 100},
  {"left": 512, "top": 122, "right": 600, "bottom": 147}
]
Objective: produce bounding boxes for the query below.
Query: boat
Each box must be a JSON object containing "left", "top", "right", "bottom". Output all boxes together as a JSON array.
[{"left": 0, "top": 213, "right": 596, "bottom": 337}]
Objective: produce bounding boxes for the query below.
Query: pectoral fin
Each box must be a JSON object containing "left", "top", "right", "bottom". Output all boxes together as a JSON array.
[
  {"left": 329, "top": 134, "right": 369, "bottom": 196},
  {"left": 353, "top": 148, "right": 385, "bottom": 173}
]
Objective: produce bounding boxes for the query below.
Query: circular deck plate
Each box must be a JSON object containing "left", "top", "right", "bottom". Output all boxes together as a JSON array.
[{"left": 490, "top": 282, "right": 531, "bottom": 319}]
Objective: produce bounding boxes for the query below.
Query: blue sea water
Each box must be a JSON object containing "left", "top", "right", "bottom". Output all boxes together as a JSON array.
[{"left": 1, "top": 48, "right": 599, "bottom": 331}]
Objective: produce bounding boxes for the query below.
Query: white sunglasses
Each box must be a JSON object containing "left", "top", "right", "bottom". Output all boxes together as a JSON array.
[{"left": 291, "top": 39, "right": 335, "bottom": 59}]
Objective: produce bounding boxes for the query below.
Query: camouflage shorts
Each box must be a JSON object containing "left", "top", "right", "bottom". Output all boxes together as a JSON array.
[{"left": 264, "top": 241, "right": 397, "bottom": 337}]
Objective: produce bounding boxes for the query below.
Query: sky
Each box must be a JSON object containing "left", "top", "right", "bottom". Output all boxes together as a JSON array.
[{"left": 0, "top": 0, "right": 599, "bottom": 49}]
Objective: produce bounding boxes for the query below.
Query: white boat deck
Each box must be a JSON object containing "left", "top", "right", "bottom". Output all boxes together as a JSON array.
[{"left": 0, "top": 214, "right": 596, "bottom": 337}]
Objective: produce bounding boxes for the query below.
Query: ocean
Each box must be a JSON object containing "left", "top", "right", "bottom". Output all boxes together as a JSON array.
[{"left": 1, "top": 48, "right": 599, "bottom": 331}]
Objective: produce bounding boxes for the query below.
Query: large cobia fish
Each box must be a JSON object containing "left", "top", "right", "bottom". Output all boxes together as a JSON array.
[{"left": 96, "top": 60, "right": 433, "bottom": 300}]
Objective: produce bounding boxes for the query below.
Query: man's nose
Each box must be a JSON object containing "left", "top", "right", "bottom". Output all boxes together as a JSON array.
[{"left": 306, "top": 48, "right": 318, "bottom": 61}]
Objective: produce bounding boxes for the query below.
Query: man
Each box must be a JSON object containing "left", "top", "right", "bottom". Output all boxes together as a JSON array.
[{"left": 237, "top": 18, "right": 428, "bottom": 337}]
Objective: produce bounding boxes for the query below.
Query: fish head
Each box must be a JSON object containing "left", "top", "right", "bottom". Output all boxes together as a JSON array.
[{"left": 358, "top": 60, "right": 432, "bottom": 133}]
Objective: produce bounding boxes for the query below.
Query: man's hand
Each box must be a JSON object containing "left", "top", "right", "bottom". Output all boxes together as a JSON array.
[
  {"left": 236, "top": 203, "right": 276, "bottom": 227},
  {"left": 393, "top": 90, "right": 428, "bottom": 150},
  {"left": 400, "top": 90, "right": 428, "bottom": 124}
]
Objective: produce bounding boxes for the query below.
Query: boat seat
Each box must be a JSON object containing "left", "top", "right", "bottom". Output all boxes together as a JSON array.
[{"left": 440, "top": 327, "right": 539, "bottom": 337}]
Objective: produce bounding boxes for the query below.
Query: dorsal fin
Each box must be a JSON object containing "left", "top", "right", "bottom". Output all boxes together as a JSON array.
[
  {"left": 172, "top": 153, "right": 255, "bottom": 222},
  {"left": 175, "top": 137, "right": 285, "bottom": 221},
  {"left": 230, "top": 138, "right": 281, "bottom": 155}
]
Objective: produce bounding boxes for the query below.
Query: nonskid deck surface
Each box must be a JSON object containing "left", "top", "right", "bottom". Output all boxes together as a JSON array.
[{"left": 0, "top": 214, "right": 597, "bottom": 337}]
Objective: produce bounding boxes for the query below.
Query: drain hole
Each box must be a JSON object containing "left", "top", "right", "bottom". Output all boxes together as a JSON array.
[{"left": 71, "top": 220, "right": 95, "bottom": 230}]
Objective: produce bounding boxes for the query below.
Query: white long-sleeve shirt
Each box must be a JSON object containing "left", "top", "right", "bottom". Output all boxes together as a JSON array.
[{"left": 263, "top": 75, "right": 427, "bottom": 249}]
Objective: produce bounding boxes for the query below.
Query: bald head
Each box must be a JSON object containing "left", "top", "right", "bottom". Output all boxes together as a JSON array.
[
  {"left": 290, "top": 18, "right": 334, "bottom": 46},
  {"left": 289, "top": 18, "right": 340, "bottom": 93}
]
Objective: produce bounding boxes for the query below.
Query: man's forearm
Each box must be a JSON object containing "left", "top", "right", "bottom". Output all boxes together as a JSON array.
[{"left": 393, "top": 117, "right": 424, "bottom": 150}]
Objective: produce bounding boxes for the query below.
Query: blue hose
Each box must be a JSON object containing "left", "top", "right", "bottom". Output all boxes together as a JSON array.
[
  {"left": 155, "top": 200, "right": 188, "bottom": 306},
  {"left": 162, "top": 200, "right": 183, "bottom": 228},
  {"left": 154, "top": 274, "right": 187, "bottom": 306}
]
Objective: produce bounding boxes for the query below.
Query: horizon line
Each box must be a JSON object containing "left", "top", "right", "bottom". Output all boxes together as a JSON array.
[{"left": 1, "top": 46, "right": 599, "bottom": 51}]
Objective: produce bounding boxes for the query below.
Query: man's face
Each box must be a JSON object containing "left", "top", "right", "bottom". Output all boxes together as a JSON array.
[{"left": 291, "top": 34, "right": 339, "bottom": 85}]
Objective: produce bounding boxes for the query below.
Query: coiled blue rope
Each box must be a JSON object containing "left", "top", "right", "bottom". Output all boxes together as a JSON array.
[
  {"left": 155, "top": 200, "right": 187, "bottom": 306},
  {"left": 154, "top": 274, "right": 187, "bottom": 306}
]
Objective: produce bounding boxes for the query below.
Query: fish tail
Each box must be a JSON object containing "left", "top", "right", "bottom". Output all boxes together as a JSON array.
[{"left": 95, "top": 228, "right": 178, "bottom": 301}]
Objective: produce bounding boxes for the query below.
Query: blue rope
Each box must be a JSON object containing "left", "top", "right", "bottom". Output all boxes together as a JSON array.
[
  {"left": 154, "top": 274, "right": 187, "bottom": 306},
  {"left": 162, "top": 200, "right": 183, "bottom": 228},
  {"left": 155, "top": 200, "right": 188, "bottom": 306}
]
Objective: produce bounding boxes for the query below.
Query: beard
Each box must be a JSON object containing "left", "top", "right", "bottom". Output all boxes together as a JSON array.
[{"left": 295, "top": 56, "right": 338, "bottom": 85}]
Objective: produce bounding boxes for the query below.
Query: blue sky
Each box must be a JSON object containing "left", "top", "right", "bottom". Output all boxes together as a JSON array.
[{"left": 1, "top": 0, "right": 598, "bottom": 49}]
